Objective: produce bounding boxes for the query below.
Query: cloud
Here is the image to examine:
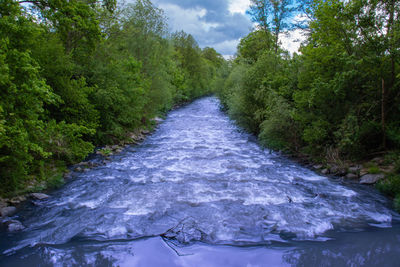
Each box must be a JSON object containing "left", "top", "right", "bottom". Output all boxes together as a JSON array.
[
  {"left": 228, "top": 0, "right": 251, "bottom": 14},
  {"left": 280, "top": 29, "right": 306, "bottom": 54},
  {"left": 151, "top": 0, "right": 253, "bottom": 56},
  {"left": 149, "top": 0, "right": 306, "bottom": 56}
]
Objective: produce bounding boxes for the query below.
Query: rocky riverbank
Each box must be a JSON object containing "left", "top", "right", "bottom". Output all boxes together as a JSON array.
[
  {"left": 286, "top": 152, "right": 396, "bottom": 185},
  {"left": 0, "top": 117, "right": 164, "bottom": 232}
]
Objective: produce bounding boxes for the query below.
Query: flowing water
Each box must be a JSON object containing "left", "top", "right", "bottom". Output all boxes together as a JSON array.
[{"left": 1, "top": 97, "right": 400, "bottom": 266}]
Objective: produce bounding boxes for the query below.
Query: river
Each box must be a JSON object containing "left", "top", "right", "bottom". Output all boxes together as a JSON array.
[{"left": 1, "top": 97, "right": 400, "bottom": 266}]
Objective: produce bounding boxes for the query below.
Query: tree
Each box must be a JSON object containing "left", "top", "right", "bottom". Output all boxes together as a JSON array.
[{"left": 247, "top": 0, "right": 295, "bottom": 53}]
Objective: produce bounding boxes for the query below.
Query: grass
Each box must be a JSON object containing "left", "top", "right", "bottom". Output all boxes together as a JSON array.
[{"left": 368, "top": 166, "right": 381, "bottom": 174}]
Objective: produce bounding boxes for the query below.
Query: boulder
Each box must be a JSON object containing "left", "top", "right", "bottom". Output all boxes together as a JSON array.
[
  {"left": 360, "top": 174, "right": 384, "bottom": 184},
  {"left": 6, "top": 220, "right": 25, "bottom": 232},
  {"left": 30, "top": 193, "right": 50, "bottom": 200},
  {"left": 1, "top": 206, "right": 17, "bottom": 217}
]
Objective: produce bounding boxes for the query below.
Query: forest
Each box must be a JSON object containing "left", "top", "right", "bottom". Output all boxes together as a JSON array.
[
  {"left": 0, "top": 0, "right": 226, "bottom": 196},
  {"left": 217, "top": 0, "right": 400, "bottom": 209}
]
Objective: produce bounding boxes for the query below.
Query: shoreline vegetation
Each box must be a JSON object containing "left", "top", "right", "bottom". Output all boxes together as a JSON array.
[{"left": 216, "top": 0, "right": 400, "bottom": 210}]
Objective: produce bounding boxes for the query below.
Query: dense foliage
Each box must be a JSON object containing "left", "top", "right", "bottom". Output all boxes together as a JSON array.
[
  {"left": 217, "top": 0, "right": 399, "bottom": 207},
  {"left": 0, "top": 0, "right": 225, "bottom": 195}
]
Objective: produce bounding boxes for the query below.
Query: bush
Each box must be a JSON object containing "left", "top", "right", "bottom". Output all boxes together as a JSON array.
[
  {"left": 376, "top": 174, "right": 400, "bottom": 198},
  {"left": 259, "top": 95, "right": 299, "bottom": 151}
]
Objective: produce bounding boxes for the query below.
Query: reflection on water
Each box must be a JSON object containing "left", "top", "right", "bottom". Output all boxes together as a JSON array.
[{"left": 1, "top": 97, "right": 399, "bottom": 266}]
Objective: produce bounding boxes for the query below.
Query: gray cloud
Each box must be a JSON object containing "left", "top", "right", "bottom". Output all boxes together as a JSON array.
[
  {"left": 157, "top": 0, "right": 228, "bottom": 14},
  {"left": 151, "top": 0, "right": 253, "bottom": 56}
]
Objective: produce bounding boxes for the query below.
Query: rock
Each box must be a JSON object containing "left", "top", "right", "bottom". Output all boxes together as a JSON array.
[
  {"left": 30, "top": 193, "right": 50, "bottom": 200},
  {"left": 63, "top": 171, "right": 73, "bottom": 179},
  {"left": 372, "top": 157, "right": 384, "bottom": 164},
  {"left": 75, "top": 167, "right": 83, "bottom": 172},
  {"left": 348, "top": 165, "right": 361, "bottom": 174},
  {"left": 329, "top": 165, "right": 346, "bottom": 175},
  {"left": 360, "top": 174, "right": 385, "bottom": 184},
  {"left": 152, "top": 117, "right": 163, "bottom": 123},
  {"left": 313, "top": 164, "right": 323, "bottom": 170},
  {"left": 90, "top": 162, "right": 100, "bottom": 168},
  {"left": 329, "top": 165, "right": 338, "bottom": 174},
  {"left": 0, "top": 198, "right": 7, "bottom": 209},
  {"left": 115, "top": 148, "right": 123, "bottom": 153},
  {"left": 359, "top": 168, "right": 369, "bottom": 177},
  {"left": 6, "top": 220, "right": 25, "bottom": 232},
  {"left": 321, "top": 169, "right": 329, "bottom": 175},
  {"left": 380, "top": 166, "right": 395, "bottom": 173},
  {"left": 1, "top": 206, "right": 17, "bottom": 217},
  {"left": 333, "top": 167, "right": 347, "bottom": 176},
  {"left": 77, "top": 161, "right": 89, "bottom": 167},
  {"left": 10, "top": 196, "right": 26, "bottom": 205},
  {"left": 346, "top": 173, "right": 358, "bottom": 179}
]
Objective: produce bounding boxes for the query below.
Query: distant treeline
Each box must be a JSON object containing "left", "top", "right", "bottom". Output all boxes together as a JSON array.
[{"left": 0, "top": 0, "right": 226, "bottom": 195}]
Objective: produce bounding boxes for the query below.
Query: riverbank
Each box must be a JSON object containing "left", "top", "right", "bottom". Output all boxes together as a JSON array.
[
  {"left": 282, "top": 150, "right": 400, "bottom": 212},
  {"left": 0, "top": 117, "right": 165, "bottom": 232},
  {"left": 0, "top": 99, "right": 202, "bottom": 232}
]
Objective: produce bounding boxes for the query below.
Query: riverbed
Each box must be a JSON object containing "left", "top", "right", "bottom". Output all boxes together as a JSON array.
[{"left": 1, "top": 97, "right": 399, "bottom": 266}]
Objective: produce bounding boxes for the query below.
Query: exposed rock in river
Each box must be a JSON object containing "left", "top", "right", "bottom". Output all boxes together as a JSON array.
[
  {"left": 0, "top": 206, "right": 17, "bottom": 217},
  {"left": 5, "top": 220, "right": 25, "bottom": 232},
  {"left": 31, "top": 193, "right": 50, "bottom": 200}
]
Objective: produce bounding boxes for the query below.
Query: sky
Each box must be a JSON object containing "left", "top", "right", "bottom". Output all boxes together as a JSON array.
[{"left": 151, "top": 0, "right": 304, "bottom": 58}]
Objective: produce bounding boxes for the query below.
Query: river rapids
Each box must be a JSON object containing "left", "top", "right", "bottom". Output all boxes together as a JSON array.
[{"left": 1, "top": 97, "right": 399, "bottom": 266}]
